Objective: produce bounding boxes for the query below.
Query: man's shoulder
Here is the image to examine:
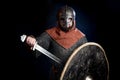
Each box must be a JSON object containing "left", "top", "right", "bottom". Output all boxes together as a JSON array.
[
  {"left": 74, "top": 28, "right": 85, "bottom": 37},
  {"left": 45, "top": 26, "right": 58, "bottom": 34}
]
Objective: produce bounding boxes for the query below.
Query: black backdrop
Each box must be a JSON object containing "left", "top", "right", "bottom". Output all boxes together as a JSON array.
[{"left": 15, "top": 0, "right": 120, "bottom": 80}]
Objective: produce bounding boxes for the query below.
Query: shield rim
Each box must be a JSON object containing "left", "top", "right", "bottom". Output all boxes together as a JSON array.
[{"left": 60, "top": 42, "right": 109, "bottom": 80}]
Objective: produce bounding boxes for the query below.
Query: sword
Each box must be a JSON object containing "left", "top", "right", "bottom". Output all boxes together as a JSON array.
[{"left": 20, "top": 34, "right": 61, "bottom": 64}]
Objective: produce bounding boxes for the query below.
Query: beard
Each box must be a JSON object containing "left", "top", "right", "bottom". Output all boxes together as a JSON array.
[
  {"left": 58, "top": 22, "right": 74, "bottom": 32},
  {"left": 60, "top": 26, "right": 73, "bottom": 32}
]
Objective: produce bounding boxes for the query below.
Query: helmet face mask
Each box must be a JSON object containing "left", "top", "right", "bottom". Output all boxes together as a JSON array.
[
  {"left": 59, "top": 12, "right": 73, "bottom": 31},
  {"left": 57, "top": 6, "right": 76, "bottom": 32}
]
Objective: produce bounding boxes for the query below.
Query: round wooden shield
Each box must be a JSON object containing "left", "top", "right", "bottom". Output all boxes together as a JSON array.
[{"left": 60, "top": 42, "right": 109, "bottom": 80}]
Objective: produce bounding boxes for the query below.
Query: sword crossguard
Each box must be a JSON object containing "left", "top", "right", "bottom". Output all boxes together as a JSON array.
[{"left": 32, "top": 42, "right": 37, "bottom": 51}]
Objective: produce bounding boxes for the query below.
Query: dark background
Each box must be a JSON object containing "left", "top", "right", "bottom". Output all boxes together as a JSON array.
[{"left": 15, "top": 0, "right": 120, "bottom": 80}]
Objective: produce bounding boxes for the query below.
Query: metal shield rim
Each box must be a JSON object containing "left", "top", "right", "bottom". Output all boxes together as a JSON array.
[{"left": 60, "top": 42, "right": 109, "bottom": 80}]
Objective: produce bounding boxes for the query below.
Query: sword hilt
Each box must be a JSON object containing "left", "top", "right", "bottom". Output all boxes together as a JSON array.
[{"left": 20, "top": 34, "right": 36, "bottom": 51}]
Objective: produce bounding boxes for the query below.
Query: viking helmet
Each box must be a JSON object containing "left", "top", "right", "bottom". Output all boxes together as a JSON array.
[{"left": 57, "top": 5, "right": 76, "bottom": 32}]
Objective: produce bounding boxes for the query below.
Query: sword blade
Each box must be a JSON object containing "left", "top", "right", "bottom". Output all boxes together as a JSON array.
[{"left": 34, "top": 43, "right": 61, "bottom": 64}]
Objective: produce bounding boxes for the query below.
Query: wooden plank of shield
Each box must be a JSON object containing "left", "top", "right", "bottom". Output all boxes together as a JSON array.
[{"left": 60, "top": 42, "right": 109, "bottom": 80}]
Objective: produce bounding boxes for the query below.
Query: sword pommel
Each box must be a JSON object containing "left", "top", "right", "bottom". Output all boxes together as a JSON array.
[{"left": 20, "top": 34, "right": 27, "bottom": 42}]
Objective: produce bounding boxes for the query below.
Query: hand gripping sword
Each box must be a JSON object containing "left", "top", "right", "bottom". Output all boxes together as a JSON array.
[{"left": 20, "top": 34, "right": 61, "bottom": 64}]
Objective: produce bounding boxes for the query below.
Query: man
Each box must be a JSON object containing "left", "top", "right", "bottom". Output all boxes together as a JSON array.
[{"left": 25, "top": 5, "right": 88, "bottom": 80}]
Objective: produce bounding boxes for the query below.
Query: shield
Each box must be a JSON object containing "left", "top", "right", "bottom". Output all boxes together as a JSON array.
[{"left": 60, "top": 42, "right": 109, "bottom": 80}]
